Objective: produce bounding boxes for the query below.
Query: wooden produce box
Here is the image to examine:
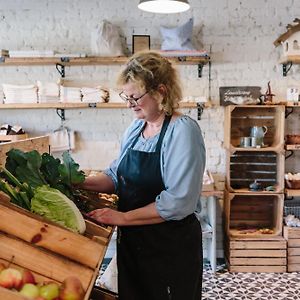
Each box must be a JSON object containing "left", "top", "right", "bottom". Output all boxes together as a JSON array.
[
  {"left": 224, "top": 105, "right": 285, "bottom": 151},
  {"left": 283, "top": 226, "right": 300, "bottom": 272},
  {"left": 0, "top": 197, "right": 114, "bottom": 300},
  {"left": 0, "top": 136, "right": 114, "bottom": 299},
  {"left": 226, "top": 150, "right": 285, "bottom": 193},
  {"left": 225, "top": 236, "right": 287, "bottom": 273},
  {"left": 0, "top": 135, "right": 49, "bottom": 167},
  {"left": 224, "top": 191, "right": 284, "bottom": 238}
]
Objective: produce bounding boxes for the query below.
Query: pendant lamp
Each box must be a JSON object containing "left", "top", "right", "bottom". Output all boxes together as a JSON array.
[{"left": 138, "top": 0, "right": 190, "bottom": 14}]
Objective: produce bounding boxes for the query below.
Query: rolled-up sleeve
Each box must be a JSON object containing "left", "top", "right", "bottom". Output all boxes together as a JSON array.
[{"left": 156, "top": 116, "right": 206, "bottom": 220}]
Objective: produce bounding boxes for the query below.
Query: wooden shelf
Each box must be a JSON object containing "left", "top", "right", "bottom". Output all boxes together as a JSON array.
[
  {"left": 0, "top": 101, "right": 207, "bottom": 109},
  {"left": 286, "top": 144, "right": 300, "bottom": 150},
  {"left": 0, "top": 55, "right": 210, "bottom": 66},
  {"left": 285, "top": 189, "right": 300, "bottom": 197},
  {"left": 229, "top": 145, "right": 283, "bottom": 152},
  {"left": 279, "top": 55, "right": 300, "bottom": 64}
]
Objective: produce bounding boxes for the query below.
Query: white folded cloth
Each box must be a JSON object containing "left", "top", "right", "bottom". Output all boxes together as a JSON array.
[
  {"left": 49, "top": 128, "right": 75, "bottom": 152},
  {"left": 81, "top": 87, "right": 109, "bottom": 103},
  {"left": 2, "top": 83, "right": 38, "bottom": 103},
  {"left": 60, "top": 86, "right": 82, "bottom": 103}
]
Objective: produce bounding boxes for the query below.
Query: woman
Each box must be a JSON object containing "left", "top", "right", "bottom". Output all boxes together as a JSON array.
[{"left": 84, "top": 51, "right": 206, "bottom": 300}]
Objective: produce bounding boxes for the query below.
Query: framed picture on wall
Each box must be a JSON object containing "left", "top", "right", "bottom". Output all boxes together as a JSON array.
[{"left": 132, "top": 35, "right": 150, "bottom": 54}]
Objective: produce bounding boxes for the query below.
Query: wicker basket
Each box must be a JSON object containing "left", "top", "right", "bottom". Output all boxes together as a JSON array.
[
  {"left": 285, "top": 179, "right": 300, "bottom": 189},
  {"left": 284, "top": 199, "right": 300, "bottom": 218},
  {"left": 286, "top": 134, "right": 300, "bottom": 144}
]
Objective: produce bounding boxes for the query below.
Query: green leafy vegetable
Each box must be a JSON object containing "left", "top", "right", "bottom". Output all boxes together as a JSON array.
[{"left": 31, "top": 185, "right": 86, "bottom": 234}]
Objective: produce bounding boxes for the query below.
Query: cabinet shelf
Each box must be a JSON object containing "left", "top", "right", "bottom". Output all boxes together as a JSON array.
[
  {"left": 0, "top": 101, "right": 208, "bottom": 109},
  {"left": 285, "top": 189, "right": 300, "bottom": 197},
  {"left": 286, "top": 144, "right": 300, "bottom": 151},
  {"left": 0, "top": 55, "right": 210, "bottom": 66}
]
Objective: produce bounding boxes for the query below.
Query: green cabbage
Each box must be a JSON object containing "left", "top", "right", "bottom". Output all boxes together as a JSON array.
[{"left": 31, "top": 185, "right": 86, "bottom": 234}]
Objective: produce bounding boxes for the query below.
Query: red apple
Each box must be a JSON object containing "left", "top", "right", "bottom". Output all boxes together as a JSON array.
[
  {"left": 39, "top": 282, "right": 60, "bottom": 300},
  {"left": 0, "top": 267, "right": 22, "bottom": 289},
  {"left": 59, "top": 276, "right": 84, "bottom": 300},
  {"left": 21, "top": 269, "right": 36, "bottom": 287}
]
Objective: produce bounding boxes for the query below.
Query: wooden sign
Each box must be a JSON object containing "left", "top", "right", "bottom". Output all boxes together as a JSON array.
[
  {"left": 132, "top": 35, "right": 150, "bottom": 54},
  {"left": 219, "top": 86, "right": 261, "bottom": 106}
]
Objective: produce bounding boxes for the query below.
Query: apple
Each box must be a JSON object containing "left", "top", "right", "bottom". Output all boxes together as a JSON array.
[
  {"left": 39, "top": 282, "right": 60, "bottom": 300},
  {"left": 0, "top": 267, "right": 23, "bottom": 289},
  {"left": 59, "top": 276, "right": 84, "bottom": 300},
  {"left": 19, "top": 283, "right": 39, "bottom": 299},
  {"left": 21, "top": 269, "right": 36, "bottom": 287}
]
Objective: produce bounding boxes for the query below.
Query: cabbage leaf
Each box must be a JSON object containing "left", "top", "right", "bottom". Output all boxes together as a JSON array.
[{"left": 31, "top": 185, "right": 86, "bottom": 234}]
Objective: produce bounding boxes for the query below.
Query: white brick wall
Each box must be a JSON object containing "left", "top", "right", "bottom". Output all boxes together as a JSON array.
[{"left": 0, "top": 0, "right": 299, "bottom": 258}]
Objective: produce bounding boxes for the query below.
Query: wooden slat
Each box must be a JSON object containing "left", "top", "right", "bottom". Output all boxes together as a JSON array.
[
  {"left": 0, "top": 136, "right": 49, "bottom": 167},
  {"left": 229, "top": 265, "right": 286, "bottom": 273},
  {"left": 288, "top": 248, "right": 300, "bottom": 256},
  {"left": 230, "top": 249, "right": 286, "bottom": 257},
  {"left": 230, "top": 257, "right": 286, "bottom": 266},
  {"left": 230, "top": 240, "right": 287, "bottom": 250},
  {"left": 0, "top": 234, "right": 93, "bottom": 290},
  {"left": 288, "top": 239, "right": 300, "bottom": 247},
  {"left": 288, "top": 256, "right": 300, "bottom": 264},
  {"left": 288, "top": 264, "right": 300, "bottom": 272},
  {"left": 285, "top": 189, "right": 300, "bottom": 197},
  {"left": 0, "top": 287, "right": 28, "bottom": 300},
  {"left": 0, "top": 203, "right": 105, "bottom": 268},
  {"left": 284, "top": 226, "right": 300, "bottom": 239}
]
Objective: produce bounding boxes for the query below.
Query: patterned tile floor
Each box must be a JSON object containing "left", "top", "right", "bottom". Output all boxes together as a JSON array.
[
  {"left": 203, "top": 261, "right": 300, "bottom": 300},
  {"left": 98, "top": 259, "right": 300, "bottom": 299}
]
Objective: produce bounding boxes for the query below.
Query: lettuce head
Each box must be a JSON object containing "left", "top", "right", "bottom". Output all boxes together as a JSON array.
[{"left": 31, "top": 185, "right": 86, "bottom": 234}]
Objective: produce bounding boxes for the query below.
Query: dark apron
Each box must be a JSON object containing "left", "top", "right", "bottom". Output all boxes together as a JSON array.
[{"left": 116, "top": 115, "right": 202, "bottom": 300}]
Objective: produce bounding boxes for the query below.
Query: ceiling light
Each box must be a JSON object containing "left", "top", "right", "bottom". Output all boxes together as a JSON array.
[{"left": 138, "top": 0, "right": 190, "bottom": 14}]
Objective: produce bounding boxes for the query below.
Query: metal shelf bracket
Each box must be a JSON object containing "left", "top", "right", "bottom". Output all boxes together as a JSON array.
[
  {"left": 56, "top": 108, "right": 65, "bottom": 121},
  {"left": 285, "top": 149, "right": 294, "bottom": 160},
  {"left": 197, "top": 103, "right": 204, "bottom": 120},
  {"left": 55, "top": 63, "right": 65, "bottom": 78},
  {"left": 285, "top": 107, "right": 294, "bottom": 118},
  {"left": 198, "top": 63, "right": 203, "bottom": 78},
  {"left": 283, "top": 62, "right": 293, "bottom": 77}
]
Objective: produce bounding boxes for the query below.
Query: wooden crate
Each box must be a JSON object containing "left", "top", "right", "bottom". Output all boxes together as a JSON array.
[
  {"left": 0, "top": 197, "right": 114, "bottom": 300},
  {"left": 224, "top": 191, "right": 284, "bottom": 238},
  {"left": 0, "top": 135, "right": 114, "bottom": 299},
  {"left": 283, "top": 226, "right": 300, "bottom": 272},
  {"left": 226, "top": 150, "right": 285, "bottom": 193},
  {"left": 224, "top": 105, "right": 285, "bottom": 151},
  {"left": 0, "top": 135, "right": 49, "bottom": 167},
  {"left": 225, "top": 235, "right": 287, "bottom": 273}
]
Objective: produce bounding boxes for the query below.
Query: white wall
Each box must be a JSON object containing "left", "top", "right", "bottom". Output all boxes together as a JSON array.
[{"left": 0, "top": 0, "right": 300, "bottom": 258}]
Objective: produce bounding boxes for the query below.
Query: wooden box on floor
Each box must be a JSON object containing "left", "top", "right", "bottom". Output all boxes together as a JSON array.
[
  {"left": 0, "top": 136, "right": 114, "bottom": 299},
  {"left": 225, "top": 236, "right": 287, "bottom": 273},
  {"left": 283, "top": 226, "right": 300, "bottom": 272},
  {"left": 224, "top": 105, "right": 285, "bottom": 152},
  {"left": 224, "top": 191, "right": 284, "bottom": 238},
  {"left": 226, "top": 150, "right": 285, "bottom": 193}
]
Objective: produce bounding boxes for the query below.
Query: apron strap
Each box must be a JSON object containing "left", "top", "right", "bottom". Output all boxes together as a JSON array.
[
  {"left": 155, "top": 115, "right": 171, "bottom": 152},
  {"left": 130, "top": 115, "right": 172, "bottom": 152}
]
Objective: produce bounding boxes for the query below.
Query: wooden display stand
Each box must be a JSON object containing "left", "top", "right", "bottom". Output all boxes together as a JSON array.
[
  {"left": 283, "top": 226, "right": 300, "bottom": 272},
  {"left": 226, "top": 150, "right": 285, "bottom": 193},
  {"left": 224, "top": 105, "right": 285, "bottom": 151},
  {"left": 225, "top": 236, "right": 287, "bottom": 273},
  {"left": 0, "top": 136, "right": 114, "bottom": 300},
  {"left": 224, "top": 191, "right": 284, "bottom": 238}
]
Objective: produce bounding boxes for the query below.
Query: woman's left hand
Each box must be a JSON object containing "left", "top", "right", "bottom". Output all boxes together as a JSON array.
[{"left": 87, "top": 208, "right": 126, "bottom": 226}]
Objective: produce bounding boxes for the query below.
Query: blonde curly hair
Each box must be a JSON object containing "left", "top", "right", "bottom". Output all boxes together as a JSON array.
[{"left": 117, "top": 51, "right": 182, "bottom": 115}]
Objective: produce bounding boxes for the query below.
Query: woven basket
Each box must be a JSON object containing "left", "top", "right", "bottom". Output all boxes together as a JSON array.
[{"left": 285, "top": 179, "right": 300, "bottom": 189}]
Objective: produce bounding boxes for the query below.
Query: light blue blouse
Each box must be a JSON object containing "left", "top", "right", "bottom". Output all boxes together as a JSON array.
[{"left": 104, "top": 115, "right": 206, "bottom": 221}]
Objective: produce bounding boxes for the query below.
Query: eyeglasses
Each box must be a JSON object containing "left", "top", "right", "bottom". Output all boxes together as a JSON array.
[{"left": 119, "top": 91, "right": 149, "bottom": 106}]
